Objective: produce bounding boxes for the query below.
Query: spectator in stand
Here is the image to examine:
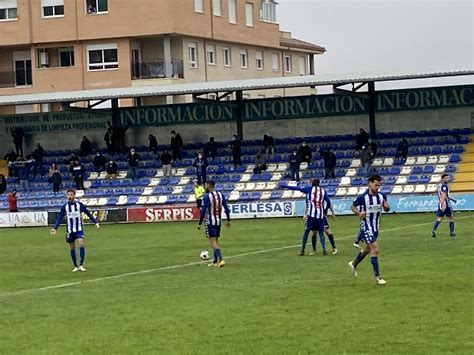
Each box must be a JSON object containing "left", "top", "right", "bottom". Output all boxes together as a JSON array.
[
  {"left": 160, "top": 149, "right": 173, "bottom": 178},
  {"left": 68, "top": 152, "right": 78, "bottom": 166},
  {"left": 193, "top": 180, "right": 205, "bottom": 208},
  {"left": 204, "top": 137, "right": 218, "bottom": 162},
  {"left": 193, "top": 151, "right": 208, "bottom": 185},
  {"left": 80, "top": 136, "right": 92, "bottom": 157},
  {"left": 289, "top": 149, "right": 301, "bottom": 182},
  {"left": 356, "top": 128, "right": 369, "bottom": 151},
  {"left": 253, "top": 152, "right": 267, "bottom": 174},
  {"left": 4, "top": 149, "right": 17, "bottom": 177},
  {"left": 32, "top": 143, "right": 45, "bottom": 178},
  {"left": 50, "top": 166, "right": 62, "bottom": 194},
  {"left": 395, "top": 138, "right": 409, "bottom": 160},
  {"left": 104, "top": 128, "right": 113, "bottom": 155},
  {"left": 17, "top": 158, "right": 34, "bottom": 193},
  {"left": 108, "top": 121, "right": 129, "bottom": 154},
  {"left": 298, "top": 141, "right": 312, "bottom": 163},
  {"left": 12, "top": 127, "right": 24, "bottom": 157},
  {"left": 105, "top": 160, "right": 118, "bottom": 180},
  {"left": 230, "top": 135, "right": 242, "bottom": 168},
  {"left": 71, "top": 161, "right": 85, "bottom": 191},
  {"left": 0, "top": 174, "right": 6, "bottom": 194},
  {"left": 48, "top": 162, "right": 59, "bottom": 179},
  {"left": 93, "top": 151, "right": 107, "bottom": 173},
  {"left": 148, "top": 134, "right": 159, "bottom": 154},
  {"left": 263, "top": 134, "right": 275, "bottom": 155},
  {"left": 320, "top": 147, "right": 337, "bottom": 179},
  {"left": 8, "top": 189, "right": 18, "bottom": 213},
  {"left": 360, "top": 145, "right": 373, "bottom": 177},
  {"left": 368, "top": 138, "right": 377, "bottom": 159},
  {"left": 127, "top": 148, "right": 140, "bottom": 180},
  {"left": 170, "top": 130, "right": 184, "bottom": 161}
]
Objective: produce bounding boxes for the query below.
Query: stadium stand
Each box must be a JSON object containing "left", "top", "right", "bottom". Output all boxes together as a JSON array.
[{"left": 0, "top": 128, "right": 471, "bottom": 210}]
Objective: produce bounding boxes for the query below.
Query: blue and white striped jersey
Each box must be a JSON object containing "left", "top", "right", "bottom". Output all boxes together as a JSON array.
[
  {"left": 284, "top": 184, "right": 330, "bottom": 219},
  {"left": 53, "top": 201, "right": 97, "bottom": 234},
  {"left": 199, "top": 191, "right": 231, "bottom": 226},
  {"left": 437, "top": 182, "right": 450, "bottom": 210},
  {"left": 353, "top": 191, "right": 387, "bottom": 233}
]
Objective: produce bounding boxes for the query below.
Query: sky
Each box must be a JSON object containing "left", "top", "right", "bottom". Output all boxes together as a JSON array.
[{"left": 276, "top": 0, "right": 473, "bottom": 90}]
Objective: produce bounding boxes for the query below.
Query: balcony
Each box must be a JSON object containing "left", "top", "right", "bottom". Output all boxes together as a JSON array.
[
  {"left": 0, "top": 68, "right": 32, "bottom": 88},
  {"left": 131, "top": 59, "right": 183, "bottom": 80}
]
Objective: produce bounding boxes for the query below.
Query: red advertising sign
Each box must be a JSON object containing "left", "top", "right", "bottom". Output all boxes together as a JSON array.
[{"left": 127, "top": 206, "right": 200, "bottom": 222}]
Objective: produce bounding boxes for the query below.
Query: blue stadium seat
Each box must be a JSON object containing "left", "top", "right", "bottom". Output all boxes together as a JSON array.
[
  {"left": 381, "top": 185, "right": 392, "bottom": 194},
  {"left": 419, "top": 175, "right": 430, "bottom": 184},
  {"left": 423, "top": 166, "right": 434, "bottom": 174},
  {"left": 449, "top": 155, "right": 461, "bottom": 163},
  {"left": 127, "top": 196, "right": 138, "bottom": 205},
  {"left": 412, "top": 166, "right": 422, "bottom": 174},
  {"left": 124, "top": 188, "right": 134, "bottom": 196},
  {"left": 250, "top": 191, "right": 261, "bottom": 200},
  {"left": 445, "top": 165, "right": 456, "bottom": 173},
  {"left": 385, "top": 176, "right": 396, "bottom": 185},
  {"left": 270, "top": 191, "right": 282, "bottom": 199},
  {"left": 167, "top": 195, "right": 178, "bottom": 204},
  {"left": 389, "top": 167, "right": 400, "bottom": 175},
  {"left": 407, "top": 175, "right": 418, "bottom": 184},
  {"left": 153, "top": 187, "right": 163, "bottom": 194},
  {"left": 177, "top": 195, "right": 188, "bottom": 204},
  {"left": 159, "top": 178, "right": 170, "bottom": 186},
  {"left": 183, "top": 186, "right": 193, "bottom": 194}
]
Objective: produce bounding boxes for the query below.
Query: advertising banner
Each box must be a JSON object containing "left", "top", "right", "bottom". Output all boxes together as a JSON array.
[
  {"left": 0, "top": 211, "right": 48, "bottom": 228},
  {"left": 127, "top": 206, "right": 200, "bottom": 222},
  {"left": 229, "top": 201, "right": 296, "bottom": 219}
]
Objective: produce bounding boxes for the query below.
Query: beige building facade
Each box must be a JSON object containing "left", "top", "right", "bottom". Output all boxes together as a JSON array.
[{"left": 0, "top": 0, "right": 325, "bottom": 114}]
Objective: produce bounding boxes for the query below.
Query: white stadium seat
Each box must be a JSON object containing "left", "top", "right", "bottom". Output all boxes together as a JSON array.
[
  {"left": 229, "top": 191, "right": 240, "bottom": 201},
  {"left": 175, "top": 168, "right": 187, "bottom": 177},
  {"left": 336, "top": 187, "right": 347, "bottom": 196},
  {"left": 172, "top": 186, "right": 184, "bottom": 194},
  {"left": 277, "top": 163, "right": 288, "bottom": 172},
  {"left": 118, "top": 171, "right": 127, "bottom": 179},
  {"left": 293, "top": 191, "right": 305, "bottom": 198},
  {"left": 155, "top": 170, "right": 164, "bottom": 177},
  {"left": 86, "top": 198, "right": 98, "bottom": 207},
  {"left": 426, "top": 184, "right": 438, "bottom": 193},
  {"left": 430, "top": 174, "right": 441, "bottom": 183},
  {"left": 350, "top": 159, "right": 361, "bottom": 168},
  {"left": 89, "top": 172, "right": 99, "bottom": 180},
  {"left": 256, "top": 182, "right": 267, "bottom": 190},
  {"left": 157, "top": 196, "right": 168, "bottom": 204},
  {"left": 347, "top": 187, "right": 359, "bottom": 196},
  {"left": 396, "top": 176, "right": 407, "bottom": 184},
  {"left": 340, "top": 177, "right": 351, "bottom": 186},
  {"left": 434, "top": 165, "right": 446, "bottom": 174},
  {"left": 116, "top": 196, "right": 128, "bottom": 205},
  {"left": 346, "top": 169, "right": 357, "bottom": 177},
  {"left": 137, "top": 196, "right": 148, "bottom": 204},
  {"left": 187, "top": 195, "right": 196, "bottom": 203},
  {"left": 147, "top": 196, "right": 158, "bottom": 204},
  {"left": 179, "top": 177, "right": 191, "bottom": 185},
  {"left": 415, "top": 184, "right": 426, "bottom": 193},
  {"left": 267, "top": 182, "right": 277, "bottom": 190},
  {"left": 358, "top": 186, "right": 368, "bottom": 194},
  {"left": 427, "top": 156, "right": 438, "bottom": 164},
  {"left": 438, "top": 155, "right": 449, "bottom": 164},
  {"left": 241, "top": 174, "right": 251, "bottom": 182},
  {"left": 97, "top": 198, "right": 108, "bottom": 206},
  {"left": 76, "top": 190, "right": 85, "bottom": 198},
  {"left": 403, "top": 185, "right": 415, "bottom": 194},
  {"left": 235, "top": 183, "right": 245, "bottom": 191},
  {"left": 271, "top": 173, "right": 282, "bottom": 181},
  {"left": 99, "top": 172, "right": 107, "bottom": 179},
  {"left": 245, "top": 165, "right": 254, "bottom": 173},
  {"left": 150, "top": 178, "right": 160, "bottom": 186},
  {"left": 382, "top": 158, "right": 394, "bottom": 166},
  {"left": 392, "top": 185, "right": 403, "bottom": 194},
  {"left": 300, "top": 162, "right": 308, "bottom": 171},
  {"left": 260, "top": 191, "right": 272, "bottom": 200},
  {"left": 416, "top": 156, "right": 427, "bottom": 165},
  {"left": 372, "top": 158, "right": 383, "bottom": 167},
  {"left": 282, "top": 190, "right": 293, "bottom": 199},
  {"left": 244, "top": 183, "right": 256, "bottom": 191},
  {"left": 143, "top": 187, "right": 153, "bottom": 196},
  {"left": 405, "top": 157, "right": 416, "bottom": 165},
  {"left": 401, "top": 166, "right": 412, "bottom": 175},
  {"left": 266, "top": 164, "right": 277, "bottom": 172}
]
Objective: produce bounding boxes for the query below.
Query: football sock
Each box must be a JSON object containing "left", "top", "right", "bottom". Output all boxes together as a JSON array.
[
  {"left": 371, "top": 256, "right": 380, "bottom": 277},
  {"left": 215, "top": 249, "right": 222, "bottom": 261},
  {"left": 301, "top": 230, "right": 309, "bottom": 253},
  {"left": 353, "top": 251, "right": 367, "bottom": 267},
  {"left": 318, "top": 231, "right": 326, "bottom": 252},
  {"left": 213, "top": 250, "right": 218, "bottom": 263},
  {"left": 432, "top": 220, "right": 441, "bottom": 232},
  {"left": 327, "top": 234, "right": 336, "bottom": 249},
  {"left": 311, "top": 234, "right": 317, "bottom": 251},
  {"left": 449, "top": 221, "right": 455, "bottom": 234},
  {"left": 70, "top": 250, "right": 78, "bottom": 267},
  {"left": 79, "top": 247, "right": 85, "bottom": 266}
]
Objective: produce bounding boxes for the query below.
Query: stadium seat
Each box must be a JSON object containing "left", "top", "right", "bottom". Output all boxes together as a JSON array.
[
  {"left": 423, "top": 165, "right": 434, "bottom": 174},
  {"left": 282, "top": 190, "right": 293, "bottom": 199},
  {"left": 414, "top": 184, "right": 426, "bottom": 193},
  {"left": 335, "top": 187, "right": 347, "bottom": 196},
  {"left": 340, "top": 177, "right": 351, "bottom": 186},
  {"left": 392, "top": 185, "right": 403, "bottom": 194},
  {"left": 172, "top": 186, "right": 184, "bottom": 194},
  {"left": 416, "top": 156, "right": 427, "bottom": 165},
  {"left": 347, "top": 187, "right": 359, "bottom": 196},
  {"left": 407, "top": 175, "right": 418, "bottom": 184},
  {"left": 380, "top": 185, "right": 392, "bottom": 194},
  {"left": 449, "top": 155, "right": 461, "bottom": 163},
  {"left": 434, "top": 165, "right": 445, "bottom": 174},
  {"left": 426, "top": 184, "right": 438, "bottom": 193},
  {"left": 229, "top": 191, "right": 240, "bottom": 201},
  {"left": 157, "top": 196, "right": 168, "bottom": 204},
  {"left": 292, "top": 190, "right": 305, "bottom": 199},
  {"left": 346, "top": 169, "right": 357, "bottom": 177},
  {"left": 401, "top": 166, "right": 412, "bottom": 175},
  {"left": 372, "top": 158, "right": 383, "bottom": 167},
  {"left": 438, "top": 155, "right": 449, "bottom": 164},
  {"left": 350, "top": 159, "right": 361, "bottom": 168},
  {"left": 403, "top": 185, "right": 415, "bottom": 194},
  {"left": 382, "top": 158, "right": 394, "bottom": 166},
  {"left": 430, "top": 175, "right": 441, "bottom": 183},
  {"left": 245, "top": 183, "right": 256, "bottom": 191},
  {"left": 396, "top": 176, "right": 407, "bottom": 184},
  {"left": 405, "top": 157, "right": 416, "bottom": 165}
]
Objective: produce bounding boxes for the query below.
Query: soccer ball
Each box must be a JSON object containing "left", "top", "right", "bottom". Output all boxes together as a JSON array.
[{"left": 200, "top": 250, "right": 210, "bottom": 260}]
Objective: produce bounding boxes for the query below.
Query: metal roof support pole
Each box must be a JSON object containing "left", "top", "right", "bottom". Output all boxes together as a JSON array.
[
  {"left": 368, "top": 81, "right": 376, "bottom": 136},
  {"left": 112, "top": 98, "right": 120, "bottom": 127},
  {"left": 235, "top": 90, "right": 244, "bottom": 139}
]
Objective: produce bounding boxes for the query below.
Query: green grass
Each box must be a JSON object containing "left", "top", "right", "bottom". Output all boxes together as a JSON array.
[{"left": 0, "top": 213, "right": 473, "bottom": 354}]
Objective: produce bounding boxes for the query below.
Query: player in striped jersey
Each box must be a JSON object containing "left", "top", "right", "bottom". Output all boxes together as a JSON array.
[
  {"left": 50, "top": 189, "right": 99, "bottom": 272},
  {"left": 348, "top": 175, "right": 390, "bottom": 285},
  {"left": 198, "top": 180, "right": 231, "bottom": 268},
  {"left": 431, "top": 173, "right": 455, "bottom": 238},
  {"left": 283, "top": 179, "right": 331, "bottom": 256}
]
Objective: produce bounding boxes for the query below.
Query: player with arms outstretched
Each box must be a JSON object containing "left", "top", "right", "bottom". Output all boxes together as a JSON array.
[
  {"left": 50, "top": 189, "right": 99, "bottom": 272},
  {"left": 198, "top": 180, "right": 231, "bottom": 268},
  {"left": 348, "top": 175, "right": 390, "bottom": 285},
  {"left": 431, "top": 173, "right": 455, "bottom": 238},
  {"left": 283, "top": 179, "right": 330, "bottom": 256}
]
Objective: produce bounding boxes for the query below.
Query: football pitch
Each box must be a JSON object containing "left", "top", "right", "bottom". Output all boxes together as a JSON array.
[{"left": 0, "top": 213, "right": 473, "bottom": 354}]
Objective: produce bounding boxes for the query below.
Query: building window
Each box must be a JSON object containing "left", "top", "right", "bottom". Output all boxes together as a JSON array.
[
  {"left": 256, "top": 50, "right": 264, "bottom": 70},
  {"left": 228, "top": 0, "right": 236, "bottom": 24},
  {"left": 212, "top": 0, "right": 221, "bottom": 16},
  {"left": 298, "top": 56, "right": 306, "bottom": 75},
  {"left": 242, "top": 94, "right": 251, "bottom": 100},
  {"left": 85, "top": 0, "right": 107, "bottom": 14},
  {"left": 87, "top": 44, "right": 118, "bottom": 70},
  {"left": 271, "top": 53, "right": 279, "bottom": 71},
  {"left": 206, "top": 44, "right": 216, "bottom": 65},
  {"left": 208, "top": 93, "right": 217, "bottom": 100},
  {"left": 41, "top": 103, "right": 51, "bottom": 112},
  {"left": 223, "top": 47, "right": 231, "bottom": 67},
  {"left": 59, "top": 47, "right": 74, "bottom": 67},
  {"left": 245, "top": 3, "right": 253, "bottom": 27},
  {"left": 188, "top": 42, "right": 198, "bottom": 69},
  {"left": 260, "top": 0, "right": 276, "bottom": 22},
  {"left": 37, "top": 47, "right": 74, "bottom": 68},
  {"left": 0, "top": 0, "right": 17, "bottom": 20},
  {"left": 194, "top": 0, "right": 203, "bottom": 13},
  {"left": 240, "top": 49, "right": 248, "bottom": 69},
  {"left": 284, "top": 55, "right": 292, "bottom": 73},
  {"left": 42, "top": 0, "right": 64, "bottom": 17}
]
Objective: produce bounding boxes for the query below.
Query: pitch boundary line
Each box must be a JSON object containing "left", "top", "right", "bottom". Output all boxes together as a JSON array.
[{"left": 1, "top": 214, "right": 472, "bottom": 299}]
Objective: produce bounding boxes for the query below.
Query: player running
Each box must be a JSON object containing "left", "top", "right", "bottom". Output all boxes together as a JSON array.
[
  {"left": 282, "top": 179, "right": 330, "bottom": 256},
  {"left": 348, "top": 174, "right": 390, "bottom": 285},
  {"left": 50, "top": 189, "right": 99, "bottom": 272},
  {"left": 198, "top": 180, "right": 231, "bottom": 268},
  {"left": 431, "top": 173, "right": 455, "bottom": 238}
]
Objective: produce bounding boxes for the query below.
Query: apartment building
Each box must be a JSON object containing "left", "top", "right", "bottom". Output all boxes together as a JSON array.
[{"left": 0, "top": 0, "right": 325, "bottom": 114}]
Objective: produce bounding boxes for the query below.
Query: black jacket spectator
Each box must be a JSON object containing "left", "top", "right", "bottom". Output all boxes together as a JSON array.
[
  {"left": 298, "top": 142, "right": 312, "bottom": 163},
  {"left": 108, "top": 121, "right": 129, "bottom": 154},
  {"left": 104, "top": 129, "right": 113, "bottom": 155},
  {"left": 204, "top": 137, "right": 218, "bottom": 161},
  {"left": 395, "top": 138, "right": 409, "bottom": 160},
  {"left": 368, "top": 139, "right": 377, "bottom": 158},
  {"left": 32, "top": 144, "right": 45, "bottom": 163},
  {"left": 263, "top": 134, "right": 274, "bottom": 154},
  {"left": 71, "top": 161, "right": 85, "bottom": 190},
  {"left": 127, "top": 151, "right": 140, "bottom": 168},
  {"left": 356, "top": 128, "right": 369, "bottom": 150},
  {"left": 80, "top": 136, "right": 92, "bottom": 157},
  {"left": 50, "top": 170, "right": 62, "bottom": 194},
  {"left": 93, "top": 152, "right": 107, "bottom": 173},
  {"left": 192, "top": 154, "right": 209, "bottom": 184},
  {"left": 148, "top": 134, "right": 158, "bottom": 153},
  {"left": 230, "top": 135, "right": 242, "bottom": 167},
  {"left": 160, "top": 151, "right": 172, "bottom": 166},
  {"left": 106, "top": 161, "right": 118, "bottom": 175},
  {"left": 320, "top": 147, "right": 337, "bottom": 179},
  {"left": 253, "top": 153, "right": 267, "bottom": 174},
  {"left": 12, "top": 127, "right": 24, "bottom": 156},
  {"left": 289, "top": 151, "right": 301, "bottom": 181},
  {"left": 0, "top": 174, "right": 6, "bottom": 194},
  {"left": 170, "top": 130, "right": 184, "bottom": 161}
]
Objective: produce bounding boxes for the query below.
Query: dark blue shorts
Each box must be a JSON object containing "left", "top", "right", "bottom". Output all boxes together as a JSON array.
[
  {"left": 359, "top": 228, "right": 378, "bottom": 244},
  {"left": 65, "top": 231, "right": 85, "bottom": 244},
  {"left": 206, "top": 224, "right": 221, "bottom": 238},
  {"left": 436, "top": 207, "right": 452, "bottom": 217},
  {"left": 305, "top": 217, "right": 325, "bottom": 232}
]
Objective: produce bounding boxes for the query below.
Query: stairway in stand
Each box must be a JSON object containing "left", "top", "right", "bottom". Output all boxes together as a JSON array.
[{"left": 452, "top": 134, "right": 474, "bottom": 192}]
